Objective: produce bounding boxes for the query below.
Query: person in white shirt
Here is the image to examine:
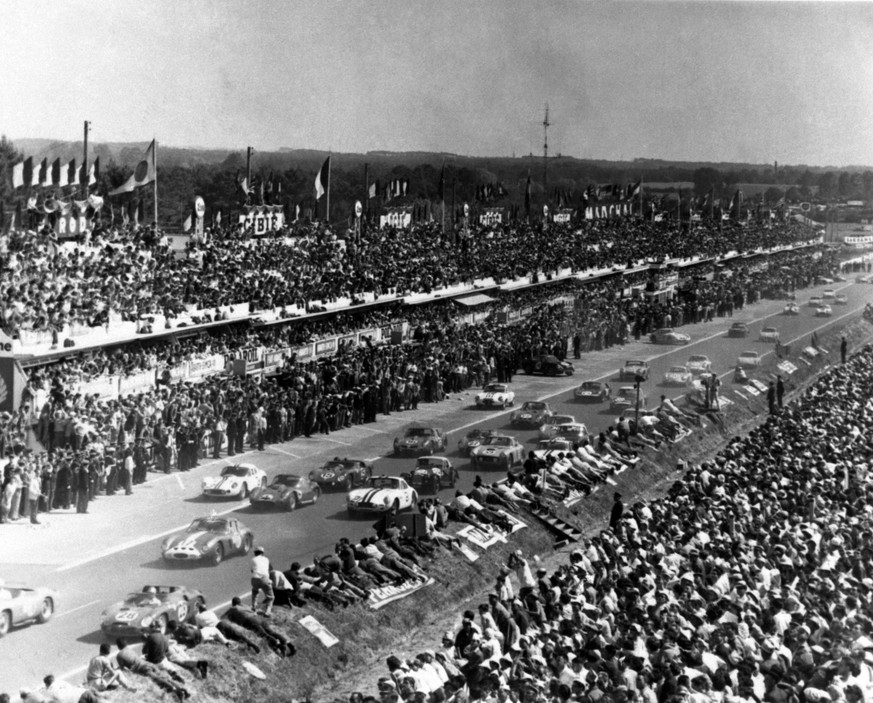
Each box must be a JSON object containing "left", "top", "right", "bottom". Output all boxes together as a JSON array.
[{"left": 250, "top": 547, "right": 274, "bottom": 615}]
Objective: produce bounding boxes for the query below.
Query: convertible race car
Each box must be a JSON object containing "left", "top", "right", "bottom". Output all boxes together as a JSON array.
[
  {"left": 402, "top": 456, "right": 458, "bottom": 494},
  {"left": 470, "top": 434, "right": 525, "bottom": 470},
  {"left": 783, "top": 302, "right": 800, "bottom": 315},
  {"left": 522, "top": 354, "right": 574, "bottom": 376},
  {"left": 474, "top": 383, "right": 515, "bottom": 409},
  {"left": 0, "top": 580, "right": 58, "bottom": 638},
  {"left": 308, "top": 458, "right": 373, "bottom": 491},
  {"left": 161, "top": 516, "right": 254, "bottom": 565},
  {"left": 100, "top": 585, "right": 205, "bottom": 638},
  {"left": 201, "top": 463, "right": 267, "bottom": 499},
  {"left": 393, "top": 426, "right": 448, "bottom": 456},
  {"left": 510, "top": 401, "right": 553, "bottom": 427},
  {"left": 250, "top": 474, "right": 321, "bottom": 511},
  {"left": 347, "top": 476, "right": 418, "bottom": 516},
  {"left": 650, "top": 327, "right": 691, "bottom": 345},
  {"left": 610, "top": 386, "right": 647, "bottom": 412}
]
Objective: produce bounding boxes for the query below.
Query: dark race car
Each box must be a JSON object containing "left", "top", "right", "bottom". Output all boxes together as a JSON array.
[
  {"left": 308, "top": 458, "right": 373, "bottom": 492},
  {"left": 250, "top": 474, "right": 321, "bottom": 511},
  {"left": 100, "top": 585, "right": 205, "bottom": 638},
  {"left": 522, "top": 354, "right": 574, "bottom": 376},
  {"left": 161, "top": 516, "right": 254, "bottom": 565},
  {"left": 402, "top": 456, "right": 458, "bottom": 494},
  {"left": 393, "top": 426, "right": 448, "bottom": 456}
]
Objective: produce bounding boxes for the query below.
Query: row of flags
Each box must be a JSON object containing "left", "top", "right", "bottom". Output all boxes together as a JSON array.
[
  {"left": 236, "top": 169, "right": 284, "bottom": 205},
  {"left": 12, "top": 156, "right": 99, "bottom": 190}
]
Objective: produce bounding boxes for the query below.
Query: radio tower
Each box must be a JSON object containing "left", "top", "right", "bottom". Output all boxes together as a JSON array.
[{"left": 542, "top": 103, "right": 551, "bottom": 192}]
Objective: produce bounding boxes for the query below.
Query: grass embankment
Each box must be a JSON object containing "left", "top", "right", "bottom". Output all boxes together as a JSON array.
[{"left": 112, "top": 317, "right": 873, "bottom": 703}]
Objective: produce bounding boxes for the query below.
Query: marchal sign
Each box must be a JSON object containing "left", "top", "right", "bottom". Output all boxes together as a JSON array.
[{"left": 584, "top": 202, "right": 635, "bottom": 220}]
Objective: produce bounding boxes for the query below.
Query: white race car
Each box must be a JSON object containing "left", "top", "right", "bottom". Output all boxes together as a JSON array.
[
  {"left": 815, "top": 304, "right": 833, "bottom": 317},
  {"left": 759, "top": 327, "right": 780, "bottom": 343},
  {"left": 538, "top": 414, "right": 576, "bottom": 440},
  {"left": 686, "top": 355, "right": 712, "bottom": 375},
  {"left": 474, "top": 383, "right": 515, "bottom": 409},
  {"left": 347, "top": 476, "right": 418, "bottom": 516},
  {"left": 201, "top": 464, "right": 267, "bottom": 499},
  {"left": 663, "top": 365, "right": 692, "bottom": 386}
]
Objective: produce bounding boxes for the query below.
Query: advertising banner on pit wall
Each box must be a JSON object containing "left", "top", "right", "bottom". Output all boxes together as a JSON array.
[{"left": 118, "top": 368, "right": 156, "bottom": 396}]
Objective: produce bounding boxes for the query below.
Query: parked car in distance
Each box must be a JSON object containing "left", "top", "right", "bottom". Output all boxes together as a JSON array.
[{"left": 522, "top": 354, "right": 574, "bottom": 376}]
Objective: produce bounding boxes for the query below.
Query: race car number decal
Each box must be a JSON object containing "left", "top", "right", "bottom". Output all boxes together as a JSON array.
[
  {"left": 176, "top": 602, "right": 188, "bottom": 621},
  {"left": 116, "top": 611, "right": 138, "bottom": 621}
]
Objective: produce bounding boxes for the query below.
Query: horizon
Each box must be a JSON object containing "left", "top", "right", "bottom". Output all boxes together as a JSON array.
[{"left": 3, "top": 1, "right": 872, "bottom": 168}]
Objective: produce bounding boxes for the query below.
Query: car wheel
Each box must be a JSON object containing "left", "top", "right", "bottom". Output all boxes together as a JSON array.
[
  {"left": 212, "top": 544, "right": 224, "bottom": 566},
  {"left": 242, "top": 534, "right": 253, "bottom": 554},
  {"left": 311, "top": 487, "right": 321, "bottom": 505},
  {"left": 287, "top": 493, "right": 298, "bottom": 511},
  {"left": 343, "top": 475, "right": 353, "bottom": 492},
  {"left": 0, "top": 610, "right": 10, "bottom": 638},
  {"left": 37, "top": 598, "right": 54, "bottom": 624}
]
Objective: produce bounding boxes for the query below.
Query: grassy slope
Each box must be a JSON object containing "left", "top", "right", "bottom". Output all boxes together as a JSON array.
[{"left": 109, "top": 317, "right": 873, "bottom": 703}]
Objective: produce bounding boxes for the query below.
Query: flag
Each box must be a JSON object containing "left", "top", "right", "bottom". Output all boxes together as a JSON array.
[
  {"left": 183, "top": 212, "right": 192, "bottom": 232},
  {"left": 524, "top": 175, "right": 531, "bottom": 216},
  {"left": 108, "top": 140, "right": 156, "bottom": 195},
  {"left": 215, "top": 209, "right": 222, "bottom": 226},
  {"left": 21, "top": 157, "right": 34, "bottom": 188},
  {"left": 627, "top": 181, "right": 641, "bottom": 200},
  {"left": 12, "top": 161, "right": 24, "bottom": 189},
  {"left": 89, "top": 158, "right": 100, "bottom": 187},
  {"left": 368, "top": 181, "right": 377, "bottom": 199},
  {"left": 51, "top": 158, "right": 61, "bottom": 186},
  {"left": 38, "top": 158, "right": 49, "bottom": 187},
  {"left": 314, "top": 156, "right": 330, "bottom": 200},
  {"left": 67, "top": 159, "right": 79, "bottom": 187},
  {"left": 58, "top": 160, "right": 68, "bottom": 188}
]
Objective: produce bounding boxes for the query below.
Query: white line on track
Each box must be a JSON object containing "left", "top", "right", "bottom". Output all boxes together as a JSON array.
[
  {"left": 349, "top": 426, "right": 387, "bottom": 434},
  {"left": 272, "top": 446, "right": 301, "bottom": 459},
  {"left": 54, "top": 599, "right": 100, "bottom": 618},
  {"left": 321, "top": 437, "right": 351, "bottom": 446},
  {"left": 175, "top": 474, "right": 185, "bottom": 490},
  {"left": 55, "top": 501, "right": 248, "bottom": 573}
]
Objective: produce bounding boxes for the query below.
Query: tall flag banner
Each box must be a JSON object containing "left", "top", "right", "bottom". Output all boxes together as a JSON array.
[
  {"left": 66, "top": 159, "right": 78, "bottom": 187},
  {"left": 89, "top": 157, "right": 100, "bottom": 187},
  {"left": 12, "top": 161, "right": 24, "bottom": 189},
  {"left": 215, "top": 209, "right": 222, "bottom": 227},
  {"left": 314, "top": 156, "right": 330, "bottom": 200},
  {"left": 368, "top": 181, "right": 377, "bottom": 199},
  {"left": 51, "top": 158, "right": 61, "bottom": 187},
  {"left": 183, "top": 212, "right": 192, "bottom": 232},
  {"left": 235, "top": 170, "right": 249, "bottom": 200},
  {"left": 38, "top": 158, "right": 49, "bottom": 187},
  {"left": 626, "top": 181, "right": 641, "bottom": 200},
  {"left": 108, "top": 140, "right": 156, "bottom": 195},
  {"left": 22, "top": 157, "right": 34, "bottom": 188}
]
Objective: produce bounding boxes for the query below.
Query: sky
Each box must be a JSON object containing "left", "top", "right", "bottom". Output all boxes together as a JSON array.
[{"left": 2, "top": 0, "right": 873, "bottom": 167}]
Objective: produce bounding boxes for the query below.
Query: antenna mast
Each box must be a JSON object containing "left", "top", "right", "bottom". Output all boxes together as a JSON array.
[{"left": 543, "top": 103, "right": 551, "bottom": 191}]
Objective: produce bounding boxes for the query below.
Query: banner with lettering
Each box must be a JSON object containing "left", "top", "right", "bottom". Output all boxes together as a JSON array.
[
  {"left": 118, "top": 368, "right": 156, "bottom": 396},
  {"left": 238, "top": 209, "right": 285, "bottom": 235},
  {"left": 187, "top": 354, "right": 226, "bottom": 380},
  {"left": 583, "top": 202, "right": 635, "bottom": 220}
]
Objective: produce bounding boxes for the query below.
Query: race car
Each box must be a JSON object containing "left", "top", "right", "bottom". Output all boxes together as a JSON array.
[
  {"left": 686, "top": 355, "right": 712, "bottom": 375},
  {"left": 201, "top": 463, "right": 267, "bottom": 499},
  {"left": 347, "top": 476, "right": 418, "bottom": 516},
  {"left": 402, "top": 456, "right": 458, "bottom": 494},
  {"left": 663, "top": 365, "right": 693, "bottom": 386},
  {"left": 470, "top": 434, "right": 525, "bottom": 470},
  {"left": 574, "top": 381, "right": 611, "bottom": 403},
  {"left": 250, "top": 474, "right": 321, "bottom": 511},
  {"left": 473, "top": 383, "right": 515, "bottom": 409},
  {"left": 759, "top": 327, "right": 780, "bottom": 343},
  {"left": 308, "top": 458, "right": 373, "bottom": 491},
  {"left": 534, "top": 438, "right": 573, "bottom": 459},
  {"left": 553, "top": 422, "right": 589, "bottom": 444},
  {"left": 727, "top": 322, "right": 749, "bottom": 338},
  {"left": 510, "top": 401, "right": 553, "bottom": 427},
  {"left": 816, "top": 276, "right": 834, "bottom": 286},
  {"left": 783, "top": 302, "right": 800, "bottom": 315},
  {"left": 610, "top": 386, "right": 647, "bottom": 412},
  {"left": 393, "top": 426, "right": 448, "bottom": 456},
  {"left": 736, "top": 350, "right": 762, "bottom": 368},
  {"left": 522, "top": 354, "right": 574, "bottom": 376},
  {"left": 815, "top": 304, "right": 833, "bottom": 317},
  {"left": 161, "top": 516, "right": 254, "bottom": 565},
  {"left": 618, "top": 360, "right": 649, "bottom": 381},
  {"left": 100, "top": 585, "right": 205, "bottom": 638},
  {"left": 649, "top": 328, "right": 691, "bottom": 345},
  {"left": 457, "top": 429, "right": 495, "bottom": 457},
  {"left": 808, "top": 295, "right": 823, "bottom": 308},
  {"left": 538, "top": 414, "right": 576, "bottom": 440},
  {"left": 835, "top": 293, "right": 848, "bottom": 305},
  {"left": 822, "top": 288, "right": 836, "bottom": 299},
  {"left": 0, "top": 580, "right": 58, "bottom": 638}
]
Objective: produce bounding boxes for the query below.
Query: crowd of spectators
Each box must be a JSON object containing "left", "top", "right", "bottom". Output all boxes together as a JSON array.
[
  {"left": 342, "top": 340, "right": 873, "bottom": 702},
  {"left": 0, "top": 218, "right": 817, "bottom": 337}
]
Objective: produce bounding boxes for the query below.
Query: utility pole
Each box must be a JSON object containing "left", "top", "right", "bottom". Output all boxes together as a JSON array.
[
  {"left": 542, "top": 103, "right": 551, "bottom": 193},
  {"left": 82, "top": 120, "right": 91, "bottom": 198}
]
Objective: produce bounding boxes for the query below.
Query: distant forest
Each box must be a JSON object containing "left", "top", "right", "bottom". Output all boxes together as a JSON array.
[{"left": 2, "top": 135, "right": 872, "bottom": 229}]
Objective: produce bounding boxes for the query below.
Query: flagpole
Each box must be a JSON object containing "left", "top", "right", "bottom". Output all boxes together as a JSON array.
[
  {"left": 364, "top": 162, "right": 369, "bottom": 221},
  {"left": 82, "top": 120, "right": 90, "bottom": 200},
  {"left": 153, "top": 138, "right": 159, "bottom": 226},
  {"left": 639, "top": 174, "right": 643, "bottom": 219},
  {"left": 326, "top": 151, "right": 332, "bottom": 223}
]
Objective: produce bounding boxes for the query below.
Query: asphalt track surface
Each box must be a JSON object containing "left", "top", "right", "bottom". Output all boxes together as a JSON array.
[{"left": 2, "top": 279, "right": 872, "bottom": 691}]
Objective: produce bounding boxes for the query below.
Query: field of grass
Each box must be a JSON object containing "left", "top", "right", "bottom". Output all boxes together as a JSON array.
[{"left": 106, "top": 316, "right": 873, "bottom": 703}]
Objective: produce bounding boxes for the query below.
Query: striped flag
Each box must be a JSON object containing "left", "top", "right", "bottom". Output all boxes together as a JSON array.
[{"left": 314, "top": 156, "right": 330, "bottom": 200}]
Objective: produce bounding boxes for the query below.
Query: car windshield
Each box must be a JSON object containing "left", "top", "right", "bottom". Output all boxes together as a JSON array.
[
  {"left": 558, "top": 425, "right": 583, "bottom": 436},
  {"left": 669, "top": 366, "right": 687, "bottom": 373},
  {"left": 762, "top": 328, "right": 776, "bottom": 334},
  {"left": 482, "top": 436, "right": 512, "bottom": 447},
  {"left": 406, "top": 428, "right": 434, "bottom": 437},
  {"left": 580, "top": 382, "right": 601, "bottom": 390},
  {"left": 466, "top": 430, "right": 489, "bottom": 440},
  {"left": 188, "top": 518, "right": 226, "bottom": 533},
  {"left": 221, "top": 466, "right": 249, "bottom": 477},
  {"left": 484, "top": 384, "right": 507, "bottom": 393},
  {"left": 740, "top": 352, "right": 757, "bottom": 359},
  {"left": 324, "top": 460, "right": 357, "bottom": 470},
  {"left": 731, "top": 324, "right": 745, "bottom": 329},
  {"left": 625, "top": 361, "right": 644, "bottom": 367},
  {"left": 371, "top": 477, "right": 400, "bottom": 489},
  {"left": 689, "top": 356, "right": 708, "bottom": 363},
  {"left": 416, "top": 458, "right": 443, "bottom": 468},
  {"left": 539, "top": 439, "right": 570, "bottom": 449},
  {"left": 657, "top": 329, "right": 673, "bottom": 334},
  {"left": 550, "top": 415, "right": 574, "bottom": 425},
  {"left": 127, "top": 592, "right": 169, "bottom": 606},
  {"left": 617, "top": 388, "right": 634, "bottom": 398},
  {"left": 272, "top": 475, "right": 300, "bottom": 486},
  {"left": 522, "top": 402, "right": 546, "bottom": 411}
]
